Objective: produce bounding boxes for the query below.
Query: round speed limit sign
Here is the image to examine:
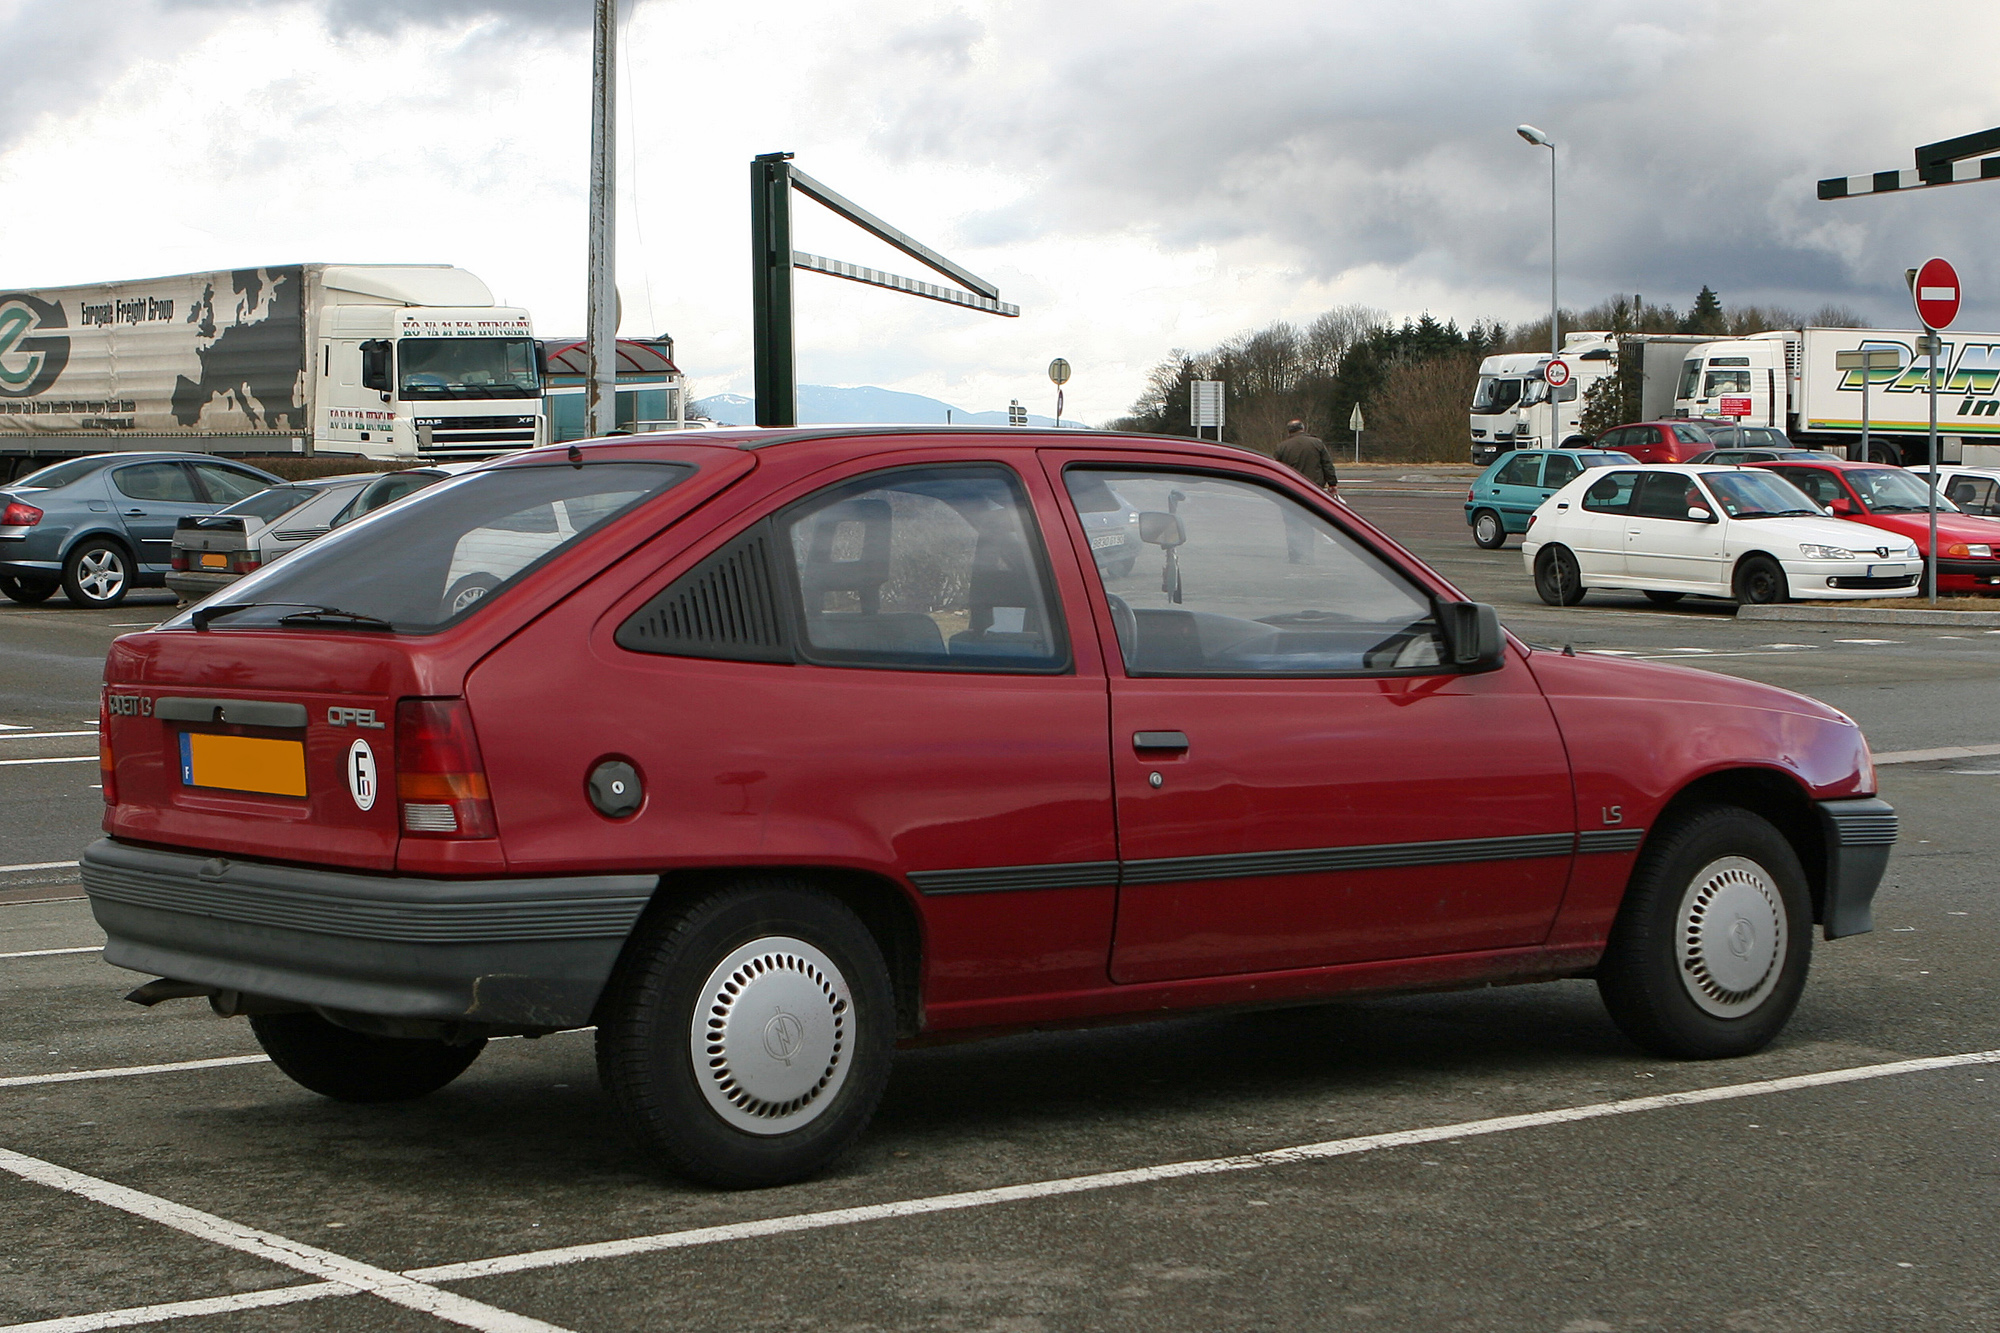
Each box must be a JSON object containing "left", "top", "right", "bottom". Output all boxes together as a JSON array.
[{"left": 1544, "top": 359, "right": 1570, "bottom": 389}]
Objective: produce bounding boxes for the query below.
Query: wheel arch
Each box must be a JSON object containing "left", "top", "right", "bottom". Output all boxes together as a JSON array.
[
  {"left": 1646, "top": 766, "right": 1829, "bottom": 927},
  {"left": 60, "top": 525, "right": 137, "bottom": 566},
  {"left": 604, "top": 865, "right": 926, "bottom": 1039}
]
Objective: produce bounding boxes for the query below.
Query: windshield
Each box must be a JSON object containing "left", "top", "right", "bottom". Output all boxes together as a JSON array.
[
  {"left": 398, "top": 337, "right": 542, "bottom": 400},
  {"left": 1677, "top": 359, "right": 1701, "bottom": 400},
  {"left": 1471, "top": 376, "right": 1522, "bottom": 413},
  {"left": 10, "top": 457, "right": 106, "bottom": 490},
  {"left": 164, "top": 461, "right": 691, "bottom": 632},
  {"left": 1849, "top": 467, "right": 1962, "bottom": 513},
  {"left": 1704, "top": 471, "right": 1824, "bottom": 518},
  {"left": 220, "top": 487, "right": 316, "bottom": 522}
]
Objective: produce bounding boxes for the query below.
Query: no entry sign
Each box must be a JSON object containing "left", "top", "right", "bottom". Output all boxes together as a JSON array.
[
  {"left": 1914, "top": 256, "right": 1961, "bottom": 329},
  {"left": 1544, "top": 359, "right": 1570, "bottom": 388}
]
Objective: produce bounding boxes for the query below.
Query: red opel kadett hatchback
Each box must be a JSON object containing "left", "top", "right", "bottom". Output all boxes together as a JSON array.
[{"left": 86, "top": 428, "right": 1896, "bottom": 1187}]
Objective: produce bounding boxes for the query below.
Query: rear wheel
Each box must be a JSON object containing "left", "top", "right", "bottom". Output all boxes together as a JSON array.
[
  {"left": 1867, "top": 443, "right": 1900, "bottom": 466},
  {"left": 1596, "top": 806, "right": 1811, "bottom": 1058},
  {"left": 1732, "top": 554, "right": 1789, "bottom": 605},
  {"left": 1533, "top": 545, "right": 1586, "bottom": 606},
  {"left": 1471, "top": 510, "right": 1506, "bottom": 549},
  {"left": 61, "top": 540, "right": 131, "bottom": 608},
  {"left": 249, "top": 1012, "right": 485, "bottom": 1102},
  {"left": 1643, "top": 590, "right": 1685, "bottom": 606},
  {"left": 0, "top": 575, "right": 56, "bottom": 604},
  {"left": 596, "top": 878, "right": 896, "bottom": 1188}
]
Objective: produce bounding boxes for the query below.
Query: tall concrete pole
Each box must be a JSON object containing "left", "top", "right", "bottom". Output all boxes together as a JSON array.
[{"left": 586, "top": 0, "right": 618, "bottom": 439}]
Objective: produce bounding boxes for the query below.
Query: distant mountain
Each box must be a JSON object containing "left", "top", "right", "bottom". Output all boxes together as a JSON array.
[{"left": 691, "top": 385, "right": 1074, "bottom": 428}]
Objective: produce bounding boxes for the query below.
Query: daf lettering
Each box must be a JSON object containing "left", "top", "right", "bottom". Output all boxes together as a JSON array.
[{"left": 326, "top": 707, "right": 383, "bottom": 729}]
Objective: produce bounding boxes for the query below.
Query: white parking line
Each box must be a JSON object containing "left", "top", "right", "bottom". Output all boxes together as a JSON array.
[
  {"left": 1874, "top": 743, "right": 2000, "bottom": 765},
  {"left": 0, "top": 1148, "right": 574, "bottom": 1333},
  {"left": 0, "top": 731, "right": 100, "bottom": 741},
  {"left": 412, "top": 1046, "right": 2000, "bottom": 1285},
  {"left": 0, "top": 861, "right": 80, "bottom": 874},
  {"left": 0, "top": 946, "right": 100, "bottom": 960},
  {"left": 4, "top": 1047, "right": 1993, "bottom": 1332},
  {"left": 0, "top": 1056, "right": 269, "bottom": 1090},
  {"left": 0, "top": 756, "right": 95, "bottom": 767}
]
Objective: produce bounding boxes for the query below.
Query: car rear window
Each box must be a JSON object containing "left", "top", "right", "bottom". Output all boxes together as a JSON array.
[
  {"left": 165, "top": 461, "right": 691, "bottom": 632},
  {"left": 220, "top": 487, "right": 317, "bottom": 522}
]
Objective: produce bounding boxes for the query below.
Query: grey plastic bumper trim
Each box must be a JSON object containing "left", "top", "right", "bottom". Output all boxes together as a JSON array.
[{"left": 1815, "top": 797, "right": 1897, "bottom": 939}]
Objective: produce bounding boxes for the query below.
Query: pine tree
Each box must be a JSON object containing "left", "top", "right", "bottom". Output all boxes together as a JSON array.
[{"left": 1682, "top": 286, "right": 1726, "bottom": 335}]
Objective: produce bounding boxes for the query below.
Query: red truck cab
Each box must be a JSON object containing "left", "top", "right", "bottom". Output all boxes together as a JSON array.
[{"left": 88, "top": 429, "right": 1895, "bottom": 1187}]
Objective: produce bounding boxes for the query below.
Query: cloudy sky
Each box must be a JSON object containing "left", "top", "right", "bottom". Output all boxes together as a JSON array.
[{"left": 4, "top": 0, "right": 1998, "bottom": 422}]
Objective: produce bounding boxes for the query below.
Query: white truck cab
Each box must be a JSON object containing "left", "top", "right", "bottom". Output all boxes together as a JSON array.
[
  {"left": 1469, "top": 332, "right": 1615, "bottom": 465},
  {"left": 1670, "top": 331, "right": 1793, "bottom": 430}
]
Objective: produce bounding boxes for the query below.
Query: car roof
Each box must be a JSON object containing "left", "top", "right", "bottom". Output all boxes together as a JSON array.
[{"left": 484, "top": 425, "right": 1277, "bottom": 466}]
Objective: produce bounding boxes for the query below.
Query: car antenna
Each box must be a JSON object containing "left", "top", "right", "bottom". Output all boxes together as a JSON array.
[
  {"left": 1562, "top": 643, "right": 1576, "bottom": 657},
  {"left": 567, "top": 443, "right": 584, "bottom": 466}
]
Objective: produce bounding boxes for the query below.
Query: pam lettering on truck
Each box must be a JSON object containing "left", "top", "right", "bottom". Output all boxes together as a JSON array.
[
  {"left": 0, "top": 294, "right": 71, "bottom": 397},
  {"left": 170, "top": 266, "right": 306, "bottom": 431}
]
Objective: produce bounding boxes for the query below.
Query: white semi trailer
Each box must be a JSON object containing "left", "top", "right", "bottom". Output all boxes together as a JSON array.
[{"left": 0, "top": 264, "right": 545, "bottom": 475}]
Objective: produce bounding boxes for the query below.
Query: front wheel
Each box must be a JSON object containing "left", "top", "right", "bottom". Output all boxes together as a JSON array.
[
  {"left": 62, "top": 540, "right": 131, "bottom": 608},
  {"left": 1596, "top": 806, "right": 1811, "bottom": 1059},
  {"left": 596, "top": 879, "right": 896, "bottom": 1188},
  {"left": 0, "top": 575, "right": 57, "bottom": 604},
  {"left": 249, "top": 1012, "right": 485, "bottom": 1102},
  {"left": 1533, "top": 545, "right": 1586, "bottom": 606},
  {"left": 1471, "top": 510, "right": 1507, "bottom": 549},
  {"left": 1733, "top": 555, "right": 1789, "bottom": 605}
]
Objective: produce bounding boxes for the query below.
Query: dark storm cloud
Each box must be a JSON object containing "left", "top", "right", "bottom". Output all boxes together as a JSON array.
[
  {"left": 866, "top": 0, "right": 2000, "bottom": 326},
  {"left": 164, "top": 0, "right": 590, "bottom": 33}
]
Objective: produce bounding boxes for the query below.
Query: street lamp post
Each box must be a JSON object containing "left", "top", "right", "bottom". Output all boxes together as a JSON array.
[{"left": 1517, "top": 124, "right": 1557, "bottom": 449}]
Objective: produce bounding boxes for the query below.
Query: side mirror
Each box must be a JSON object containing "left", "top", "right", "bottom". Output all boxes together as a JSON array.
[
  {"left": 359, "top": 339, "right": 391, "bottom": 393},
  {"left": 1137, "top": 511, "right": 1185, "bottom": 547},
  {"left": 1688, "top": 507, "right": 1714, "bottom": 522},
  {"left": 1439, "top": 601, "right": 1505, "bottom": 672},
  {"left": 1830, "top": 497, "right": 1855, "bottom": 515}
]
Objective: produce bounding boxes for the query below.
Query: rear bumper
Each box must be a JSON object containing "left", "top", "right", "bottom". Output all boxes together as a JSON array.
[
  {"left": 162, "top": 569, "right": 240, "bottom": 599},
  {"left": 1815, "top": 797, "right": 1896, "bottom": 939},
  {"left": 82, "top": 838, "right": 656, "bottom": 1030}
]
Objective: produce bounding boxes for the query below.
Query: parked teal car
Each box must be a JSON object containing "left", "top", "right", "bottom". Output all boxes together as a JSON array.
[{"left": 1465, "top": 448, "right": 1632, "bottom": 549}]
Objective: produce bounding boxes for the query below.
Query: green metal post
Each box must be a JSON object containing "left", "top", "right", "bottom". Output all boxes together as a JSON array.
[{"left": 751, "top": 152, "right": 797, "bottom": 428}]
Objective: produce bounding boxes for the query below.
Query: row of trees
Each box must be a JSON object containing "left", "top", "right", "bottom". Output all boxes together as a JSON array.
[{"left": 1109, "top": 288, "right": 1865, "bottom": 462}]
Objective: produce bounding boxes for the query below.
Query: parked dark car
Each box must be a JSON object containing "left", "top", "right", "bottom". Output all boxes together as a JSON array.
[
  {"left": 1689, "top": 447, "right": 1843, "bottom": 466},
  {"left": 0, "top": 453, "right": 281, "bottom": 607}
]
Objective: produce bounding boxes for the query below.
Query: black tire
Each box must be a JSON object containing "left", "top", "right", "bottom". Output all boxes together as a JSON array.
[
  {"left": 595, "top": 878, "right": 896, "bottom": 1189},
  {"left": 1108, "top": 556, "right": 1136, "bottom": 579},
  {"left": 1643, "top": 590, "right": 1685, "bottom": 606},
  {"left": 442, "top": 572, "right": 500, "bottom": 617},
  {"left": 1596, "top": 805, "right": 1812, "bottom": 1059},
  {"left": 249, "top": 1012, "right": 485, "bottom": 1102},
  {"left": 1867, "top": 443, "right": 1899, "bottom": 466},
  {"left": 0, "top": 574, "right": 56, "bottom": 604},
  {"left": 1533, "top": 545, "right": 1586, "bottom": 606},
  {"left": 1732, "top": 554, "right": 1789, "bottom": 605},
  {"left": 1471, "top": 510, "right": 1507, "bottom": 549},
  {"left": 61, "top": 539, "right": 132, "bottom": 608}
]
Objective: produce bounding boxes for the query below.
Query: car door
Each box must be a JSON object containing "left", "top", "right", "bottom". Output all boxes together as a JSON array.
[
  {"left": 1539, "top": 451, "right": 1583, "bottom": 510},
  {"left": 1485, "top": 451, "right": 1543, "bottom": 527},
  {"left": 1045, "top": 455, "right": 1576, "bottom": 982},
  {"left": 1623, "top": 472, "right": 1726, "bottom": 589},
  {"left": 1567, "top": 469, "right": 1639, "bottom": 577},
  {"left": 109, "top": 462, "right": 209, "bottom": 570}
]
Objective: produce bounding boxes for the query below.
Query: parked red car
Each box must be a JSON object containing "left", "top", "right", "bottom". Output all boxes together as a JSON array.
[
  {"left": 87, "top": 428, "right": 1895, "bottom": 1187},
  {"left": 1755, "top": 459, "right": 2000, "bottom": 593},
  {"left": 1593, "top": 420, "right": 1722, "bottom": 464}
]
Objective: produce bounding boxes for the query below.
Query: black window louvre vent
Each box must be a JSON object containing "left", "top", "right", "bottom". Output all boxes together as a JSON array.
[{"left": 616, "top": 526, "right": 792, "bottom": 662}]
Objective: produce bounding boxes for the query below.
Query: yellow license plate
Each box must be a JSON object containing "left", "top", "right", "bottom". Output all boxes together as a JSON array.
[
  {"left": 200, "top": 553, "right": 228, "bottom": 568},
  {"left": 178, "top": 732, "right": 306, "bottom": 797}
]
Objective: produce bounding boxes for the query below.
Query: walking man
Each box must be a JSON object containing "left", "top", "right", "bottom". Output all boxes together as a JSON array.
[{"left": 1275, "top": 419, "right": 1338, "bottom": 563}]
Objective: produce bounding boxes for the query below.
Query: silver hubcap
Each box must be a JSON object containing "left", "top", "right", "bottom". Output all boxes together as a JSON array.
[
  {"left": 76, "top": 549, "right": 125, "bottom": 601},
  {"left": 1677, "top": 855, "right": 1785, "bottom": 1017},
  {"left": 1477, "top": 515, "right": 1499, "bottom": 541},
  {"left": 689, "top": 936, "right": 852, "bottom": 1135}
]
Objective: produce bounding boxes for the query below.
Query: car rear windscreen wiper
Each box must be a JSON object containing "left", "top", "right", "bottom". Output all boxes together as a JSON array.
[{"left": 192, "top": 601, "right": 392, "bottom": 631}]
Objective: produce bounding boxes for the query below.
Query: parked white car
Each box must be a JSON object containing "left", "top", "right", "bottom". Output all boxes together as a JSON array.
[
  {"left": 1927, "top": 466, "right": 2000, "bottom": 519},
  {"left": 1523, "top": 463, "right": 1921, "bottom": 606}
]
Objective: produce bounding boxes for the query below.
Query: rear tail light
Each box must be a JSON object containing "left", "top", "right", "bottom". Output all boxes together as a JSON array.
[
  {"left": 1465, "top": 487, "right": 1475, "bottom": 502},
  {"left": 395, "top": 699, "right": 494, "bottom": 838},
  {"left": 169, "top": 553, "right": 188, "bottom": 571},
  {"left": 98, "top": 692, "right": 117, "bottom": 806},
  {"left": 234, "top": 556, "right": 262, "bottom": 573},
  {"left": 2, "top": 501, "right": 42, "bottom": 526}
]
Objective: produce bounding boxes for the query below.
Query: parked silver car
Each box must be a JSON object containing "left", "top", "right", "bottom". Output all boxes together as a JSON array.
[{"left": 166, "top": 474, "right": 378, "bottom": 603}]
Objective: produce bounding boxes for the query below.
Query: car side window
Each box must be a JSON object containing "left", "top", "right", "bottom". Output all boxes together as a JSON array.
[
  {"left": 191, "top": 463, "right": 269, "bottom": 505},
  {"left": 1494, "top": 453, "right": 1541, "bottom": 486},
  {"left": 1581, "top": 471, "right": 1639, "bottom": 513},
  {"left": 112, "top": 463, "right": 199, "bottom": 503},
  {"left": 1633, "top": 472, "right": 1706, "bottom": 521},
  {"left": 1541, "top": 454, "right": 1581, "bottom": 488},
  {"left": 1063, "top": 468, "right": 1443, "bottom": 677},
  {"left": 1948, "top": 476, "right": 1999, "bottom": 514},
  {"left": 783, "top": 465, "right": 1066, "bottom": 671}
]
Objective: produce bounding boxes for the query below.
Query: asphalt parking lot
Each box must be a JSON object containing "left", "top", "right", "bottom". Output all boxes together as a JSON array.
[{"left": 2, "top": 469, "right": 1996, "bottom": 1332}]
